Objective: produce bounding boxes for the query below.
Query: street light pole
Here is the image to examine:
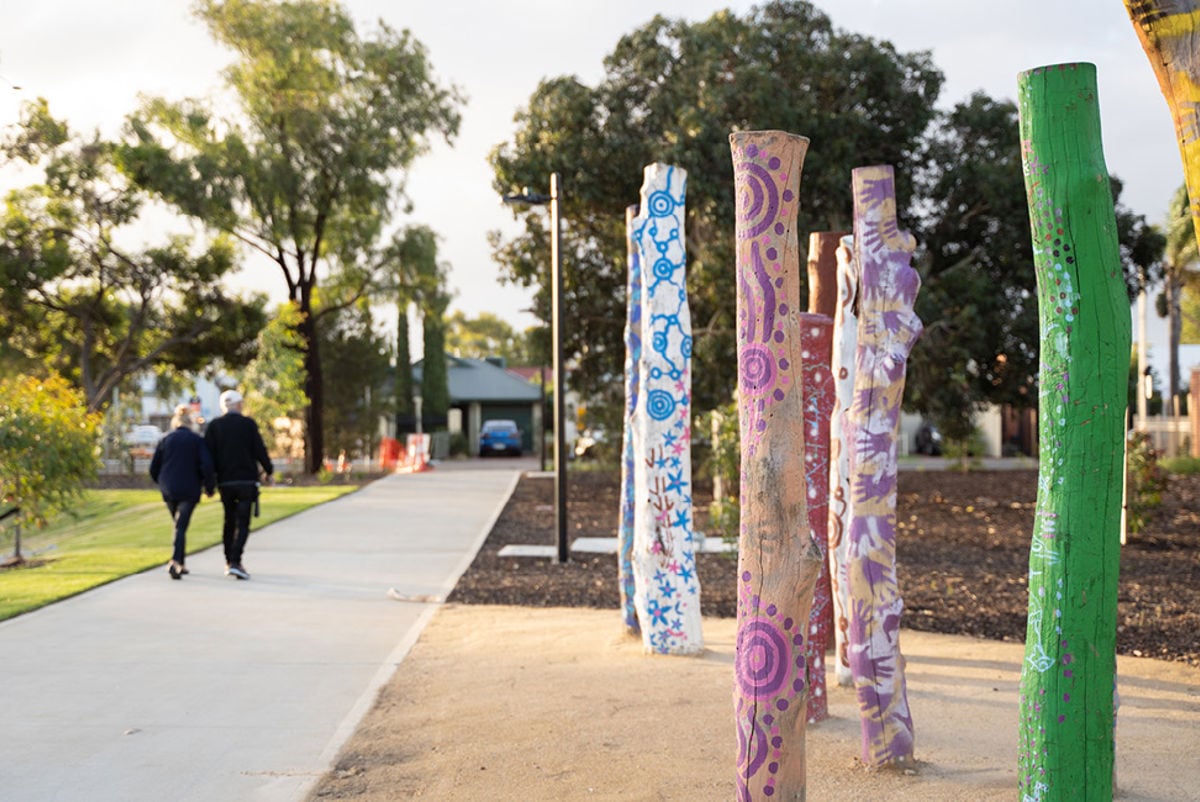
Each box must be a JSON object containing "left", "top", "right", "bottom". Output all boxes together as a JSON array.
[
  {"left": 502, "top": 174, "right": 569, "bottom": 564},
  {"left": 549, "top": 173, "right": 568, "bottom": 563}
]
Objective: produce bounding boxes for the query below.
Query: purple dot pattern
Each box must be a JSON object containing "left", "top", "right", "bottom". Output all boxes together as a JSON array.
[
  {"left": 731, "top": 131, "right": 816, "bottom": 800},
  {"left": 735, "top": 572, "right": 807, "bottom": 802},
  {"left": 733, "top": 142, "right": 801, "bottom": 459}
]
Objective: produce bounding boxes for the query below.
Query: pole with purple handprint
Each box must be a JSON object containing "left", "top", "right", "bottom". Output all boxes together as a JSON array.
[{"left": 845, "top": 164, "right": 922, "bottom": 767}]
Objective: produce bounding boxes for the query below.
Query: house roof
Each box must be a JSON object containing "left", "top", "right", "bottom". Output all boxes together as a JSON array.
[{"left": 413, "top": 357, "right": 543, "bottom": 404}]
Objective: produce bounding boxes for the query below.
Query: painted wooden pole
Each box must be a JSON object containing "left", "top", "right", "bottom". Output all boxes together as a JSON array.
[
  {"left": 827, "top": 234, "right": 858, "bottom": 689},
  {"left": 1191, "top": 367, "right": 1200, "bottom": 457},
  {"left": 1016, "top": 62, "right": 1130, "bottom": 801},
  {"left": 806, "top": 231, "right": 843, "bottom": 318},
  {"left": 618, "top": 203, "right": 642, "bottom": 635},
  {"left": 800, "top": 312, "right": 834, "bottom": 725},
  {"left": 730, "top": 130, "right": 824, "bottom": 800},
  {"left": 845, "top": 165, "right": 921, "bottom": 767},
  {"left": 629, "top": 163, "right": 702, "bottom": 655},
  {"left": 801, "top": 231, "right": 841, "bottom": 724},
  {"left": 1123, "top": 1, "right": 1200, "bottom": 252}
]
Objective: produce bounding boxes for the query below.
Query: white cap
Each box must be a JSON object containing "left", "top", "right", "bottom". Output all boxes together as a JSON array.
[{"left": 219, "top": 389, "right": 243, "bottom": 412}]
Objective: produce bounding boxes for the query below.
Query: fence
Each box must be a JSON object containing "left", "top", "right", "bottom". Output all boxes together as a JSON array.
[{"left": 1136, "top": 416, "right": 1192, "bottom": 458}]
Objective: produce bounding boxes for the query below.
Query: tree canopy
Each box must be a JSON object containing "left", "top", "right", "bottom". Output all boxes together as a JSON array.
[
  {"left": 490, "top": 1, "right": 1165, "bottom": 439},
  {"left": 445, "top": 310, "right": 538, "bottom": 365},
  {"left": 120, "top": 0, "right": 462, "bottom": 471},
  {"left": 490, "top": 0, "right": 942, "bottom": 412},
  {"left": 0, "top": 99, "right": 265, "bottom": 411}
]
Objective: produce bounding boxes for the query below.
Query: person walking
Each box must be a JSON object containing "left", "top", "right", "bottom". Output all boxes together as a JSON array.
[
  {"left": 149, "top": 405, "right": 216, "bottom": 580},
  {"left": 204, "top": 389, "right": 274, "bottom": 580}
]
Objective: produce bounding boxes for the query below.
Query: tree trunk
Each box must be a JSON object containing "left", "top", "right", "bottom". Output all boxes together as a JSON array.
[
  {"left": 1168, "top": 273, "right": 1183, "bottom": 411},
  {"left": 1125, "top": 0, "right": 1200, "bottom": 259},
  {"left": 845, "top": 164, "right": 921, "bottom": 767},
  {"left": 396, "top": 305, "right": 414, "bottom": 420},
  {"left": 801, "top": 231, "right": 841, "bottom": 724},
  {"left": 1016, "top": 62, "right": 1130, "bottom": 801},
  {"left": 629, "top": 163, "right": 702, "bottom": 655},
  {"left": 619, "top": 203, "right": 642, "bottom": 636},
  {"left": 299, "top": 290, "right": 324, "bottom": 475},
  {"left": 730, "top": 130, "right": 823, "bottom": 799},
  {"left": 827, "top": 234, "right": 858, "bottom": 689}
]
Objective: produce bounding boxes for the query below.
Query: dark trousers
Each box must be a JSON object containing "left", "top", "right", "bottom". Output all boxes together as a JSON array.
[
  {"left": 164, "top": 497, "right": 198, "bottom": 565},
  {"left": 218, "top": 483, "right": 257, "bottom": 567}
]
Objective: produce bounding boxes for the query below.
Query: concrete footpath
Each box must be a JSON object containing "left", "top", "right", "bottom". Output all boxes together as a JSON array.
[{"left": 0, "top": 460, "right": 528, "bottom": 802}]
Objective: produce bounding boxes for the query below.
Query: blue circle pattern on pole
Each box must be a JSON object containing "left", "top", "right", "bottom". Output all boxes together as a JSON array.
[{"left": 631, "top": 164, "right": 700, "bottom": 655}]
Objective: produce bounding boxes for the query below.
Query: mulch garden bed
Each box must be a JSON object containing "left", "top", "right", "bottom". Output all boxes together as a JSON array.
[{"left": 449, "top": 467, "right": 1200, "bottom": 667}]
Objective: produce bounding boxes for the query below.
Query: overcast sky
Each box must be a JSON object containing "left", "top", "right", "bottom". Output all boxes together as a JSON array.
[{"left": 1, "top": 0, "right": 1195, "bottom": 380}]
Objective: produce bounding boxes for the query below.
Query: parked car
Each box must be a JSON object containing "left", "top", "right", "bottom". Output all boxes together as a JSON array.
[
  {"left": 479, "top": 419, "right": 523, "bottom": 456},
  {"left": 913, "top": 420, "right": 943, "bottom": 456}
]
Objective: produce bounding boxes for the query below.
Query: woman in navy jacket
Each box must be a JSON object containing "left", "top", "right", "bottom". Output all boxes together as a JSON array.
[{"left": 149, "top": 405, "right": 216, "bottom": 579}]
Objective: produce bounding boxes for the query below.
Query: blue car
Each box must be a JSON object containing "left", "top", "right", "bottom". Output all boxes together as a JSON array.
[{"left": 479, "top": 419, "right": 523, "bottom": 456}]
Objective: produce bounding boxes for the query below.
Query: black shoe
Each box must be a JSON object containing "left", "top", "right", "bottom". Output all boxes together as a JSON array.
[
  {"left": 228, "top": 564, "right": 250, "bottom": 580},
  {"left": 179, "top": 565, "right": 189, "bottom": 575},
  {"left": 167, "top": 562, "right": 182, "bottom": 580}
]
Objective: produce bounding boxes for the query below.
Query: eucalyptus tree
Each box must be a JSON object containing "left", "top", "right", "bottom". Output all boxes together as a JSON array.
[
  {"left": 0, "top": 99, "right": 264, "bottom": 412},
  {"left": 121, "top": 0, "right": 462, "bottom": 471}
]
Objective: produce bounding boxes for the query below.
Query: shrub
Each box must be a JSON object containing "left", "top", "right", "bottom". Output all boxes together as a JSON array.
[
  {"left": 0, "top": 373, "right": 102, "bottom": 531},
  {"left": 943, "top": 427, "right": 987, "bottom": 471},
  {"left": 1126, "top": 432, "right": 1168, "bottom": 535},
  {"left": 1160, "top": 455, "right": 1200, "bottom": 475}
]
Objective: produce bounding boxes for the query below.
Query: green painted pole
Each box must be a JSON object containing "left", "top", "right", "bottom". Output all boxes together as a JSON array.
[{"left": 1016, "top": 62, "right": 1131, "bottom": 801}]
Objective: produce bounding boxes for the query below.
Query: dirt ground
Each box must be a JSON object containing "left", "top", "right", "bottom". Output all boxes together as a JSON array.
[{"left": 307, "top": 465, "right": 1200, "bottom": 801}]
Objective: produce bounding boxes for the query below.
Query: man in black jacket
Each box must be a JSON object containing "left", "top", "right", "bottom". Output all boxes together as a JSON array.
[
  {"left": 150, "top": 405, "right": 215, "bottom": 579},
  {"left": 204, "top": 389, "right": 274, "bottom": 580}
]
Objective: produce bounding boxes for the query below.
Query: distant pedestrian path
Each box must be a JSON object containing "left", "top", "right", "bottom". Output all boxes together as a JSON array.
[{"left": 0, "top": 466, "right": 520, "bottom": 802}]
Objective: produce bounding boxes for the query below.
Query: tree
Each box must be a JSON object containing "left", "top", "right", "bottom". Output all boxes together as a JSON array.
[
  {"left": 241, "top": 302, "right": 308, "bottom": 456},
  {"left": 320, "top": 300, "right": 392, "bottom": 459},
  {"left": 420, "top": 290, "right": 451, "bottom": 428},
  {"left": 378, "top": 224, "right": 447, "bottom": 426},
  {"left": 489, "top": 0, "right": 942, "bottom": 415},
  {"left": 0, "top": 99, "right": 265, "bottom": 411},
  {"left": 910, "top": 95, "right": 1164, "bottom": 442},
  {"left": 910, "top": 93, "right": 1037, "bottom": 444},
  {"left": 121, "top": 0, "right": 462, "bottom": 472},
  {"left": 0, "top": 373, "right": 101, "bottom": 538},
  {"left": 1159, "top": 185, "right": 1199, "bottom": 410},
  {"left": 445, "top": 310, "right": 536, "bottom": 363}
]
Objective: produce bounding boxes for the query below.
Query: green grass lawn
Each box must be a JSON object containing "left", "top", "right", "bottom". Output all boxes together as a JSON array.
[{"left": 0, "top": 484, "right": 359, "bottom": 621}]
